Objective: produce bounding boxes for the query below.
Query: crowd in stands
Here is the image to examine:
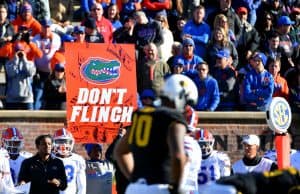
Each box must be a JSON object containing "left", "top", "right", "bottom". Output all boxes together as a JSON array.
[{"left": 0, "top": 0, "right": 299, "bottom": 112}]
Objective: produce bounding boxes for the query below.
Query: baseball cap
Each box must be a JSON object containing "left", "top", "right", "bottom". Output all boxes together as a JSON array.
[
  {"left": 277, "top": 16, "right": 295, "bottom": 26},
  {"left": 237, "top": 7, "right": 248, "bottom": 15},
  {"left": 253, "top": 52, "right": 267, "bottom": 66},
  {"left": 73, "top": 26, "right": 85, "bottom": 34},
  {"left": 242, "top": 134, "right": 260, "bottom": 146},
  {"left": 40, "top": 19, "right": 52, "bottom": 27},
  {"left": 173, "top": 57, "right": 185, "bottom": 67},
  {"left": 140, "top": 89, "right": 156, "bottom": 100},
  {"left": 216, "top": 49, "right": 230, "bottom": 58},
  {"left": 20, "top": 3, "right": 32, "bottom": 13},
  {"left": 54, "top": 63, "right": 65, "bottom": 71},
  {"left": 183, "top": 38, "right": 195, "bottom": 47}
]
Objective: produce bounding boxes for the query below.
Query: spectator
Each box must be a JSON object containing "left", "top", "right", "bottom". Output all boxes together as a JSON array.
[
  {"left": 132, "top": 11, "right": 163, "bottom": 60},
  {"left": 232, "top": 134, "right": 277, "bottom": 174},
  {"left": 182, "top": 5, "right": 210, "bottom": 58},
  {"left": 194, "top": 128, "right": 231, "bottom": 190},
  {"left": 83, "top": 17, "right": 104, "bottom": 43},
  {"left": 113, "top": 16, "right": 135, "bottom": 43},
  {"left": 72, "top": 26, "right": 86, "bottom": 43},
  {"left": 264, "top": 0, "right": 287, "bottom": 24},
  {"left": 213, "top": 49, "right": 239, "bottom": 111},
  {"left": 118, "top": 0, "right": 142, "bottom": 22},
  {"left": 11, "top": 2, "right": 42, "bottom": 37},
  {"left": 213, "top": 14, "right": 236, "bottom": 44},
  {"left": 232, "top": 0, "right": 262, "bottom": 26},
  {"left": 166, "top": 41, "right": 182, "bottom": 71},
  {"left": 49, "top": 0, "right": 74, "bottom": 37},
  {"left": 261, "top": 31, "right": 286, "bottom": 63},
  {"left": 206, "top": 26, "right": 239, "bottom": 71},
  {"left": 0, "top": 3, "right": 15, "bottom": 69},
  {"left": 193, "top": 61, "right": 220, "bottom": 111},
  {"left": 43, "top": 63, "right": 66, "bottom": 110},
  {"left": 114, "top": 74, "right": 198, "bottom": 194},
  {"left": 267, "top": 57, "right": 289, "bottom": 99},
  {"left": 5, "top": 0, "right": 22, "bottom": 21},
  {"left": 136, "top": 42, "right": 170, "bottom": 94},
  {"left": 276, "top": 15, "right": 298, "bottom": 74},
  {"left": 32, "top": 19, "right": 62, "bottom": 110},
  {"left": 139, "top": 88, "right": 156, "bottom": 107},
  {"left": 1, "top": 127, "right": 32, "bottom": 185},
  {"left": 287, "top": 57, "right": 300, "bottom": 113},
  {"left": 106, "top": 3, "right": 122, "bottom": 31},
  {"left": 255, "top": 11, "right": 274, "bottom": 50},
  {"left": 172, "top": 16, "right": 186, "bottom": 42},
  {"left": 105, "top": 127, "right": 129, "bottom": 194},
  {"left": 89, "top": 2, "right": 113, "bottom": 43},
  {"left": 155, "top": 13, "right": 174, "bottom": 62},
  {"left": 173, "top": 38, "right": 203, "bottom": 73},
  {"left": 207, "top": 0, "right": 242, "bottom": 39},
  {"left": 171, "top": 58, "right": 185, "bottom": 74},
  {"left": 236, "top": 7, "right": 260, "bottom": 70},
  {"left": 25, "top": 0, "right": 51, "bottom": 23},
  {"left": 53, "top": 128, "right": 86, "bottom": 194},
  {"left": 243, "top": 52, "right": 274, "bottom": 111},
  {"left": 5, "top": 43, "right": 36, "bottom": 110},
  {"left": 18, "top": 134, "right": 67, "bottom": 194}
]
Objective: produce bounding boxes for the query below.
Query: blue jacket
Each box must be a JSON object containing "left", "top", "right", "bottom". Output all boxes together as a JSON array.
[
  {"left": 193, "top": 75, "right": 220, "bottom": 111},
  {"left": 243, "top": 69, "right": 274, "bottom": 111},
  {"left": 182, "top": 20, "right": 211, "bottom": 58},
  {"left": 174, "top": 55, "right": 203, "bottom": 72}
]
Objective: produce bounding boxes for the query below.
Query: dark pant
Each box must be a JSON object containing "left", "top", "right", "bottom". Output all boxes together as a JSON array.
[{"left": 5, "top": 102, "right": 33, "bottom": 110}]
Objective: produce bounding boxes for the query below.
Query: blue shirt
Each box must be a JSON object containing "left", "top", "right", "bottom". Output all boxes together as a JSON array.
[
  {"left": 174, "top": 55, "right": 203, "bottom": 73},
  {"left": 193, "top": 75, "right": 220, "bottom": 111},
  {"left": 182, "top": 20, "right": 211, "bottom": 58},
  {"left": 243, "top": 69, "right": 274, "bottom": 111}
]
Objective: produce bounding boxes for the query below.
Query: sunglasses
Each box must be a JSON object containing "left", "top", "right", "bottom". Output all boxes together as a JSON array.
[{"left": 92, "top": 8, "right": 101, "bottom": 11}]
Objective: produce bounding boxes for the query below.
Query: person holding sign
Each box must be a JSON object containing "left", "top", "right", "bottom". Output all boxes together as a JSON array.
[{"left": 114, "top": 74, "right": 198, "bottom": 194}]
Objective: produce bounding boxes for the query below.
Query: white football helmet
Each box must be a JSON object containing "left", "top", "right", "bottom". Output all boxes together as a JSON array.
[
  {"left": 2, "top": 127, "right": 24, "bottom": 155},
  {"left": 53, "top": 128, "right": 74, "bottom": 156},
  {"left": 160, "top": 74, "right": 198, "bottom": 112},
  {"left": 195, "top": 128, "right": 215, "bottom": 157}
]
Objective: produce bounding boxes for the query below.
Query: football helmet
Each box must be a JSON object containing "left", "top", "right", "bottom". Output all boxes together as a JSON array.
[
  {"left": 2, "top": 127, "right": 24, "bottom": 155},
  {"left": 195, "top": 128, "right": 214, "bottom": 157},
  {"left": 53, "top": 128, "right": 74, "bottom": 156},
  {"left": 184, "top": 105, "right": 198, "bottom": 132},
  {"left": 160, "top": 74, "right": 198, "bottom": 112}
]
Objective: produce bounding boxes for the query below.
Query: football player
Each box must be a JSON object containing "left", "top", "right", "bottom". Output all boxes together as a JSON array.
[
  {"left": 181, "top": 105, "right": 202, "bottom": 194},
  {"left": 232, "top": 134, "right": 277, "bottom": 174},
  {"left": 1, "top": 127, "right": 32, "bottom": 185},
  {"left": 53, "top": 128, "right": 86, "bottom": 194},
  {"left": 194, "top": 128, "right": 231, "bottom": 190},
  {"left": 0, "top": 152, "right": 17, "bottom": 193},
  {"left": 114, "top": 74, "right": 198, "bottom": 194}
]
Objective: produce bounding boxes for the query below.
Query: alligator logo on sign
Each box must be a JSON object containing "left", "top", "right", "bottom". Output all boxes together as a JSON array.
[{"left": 80, "top": 58, "right": 121, "bottom": 85}]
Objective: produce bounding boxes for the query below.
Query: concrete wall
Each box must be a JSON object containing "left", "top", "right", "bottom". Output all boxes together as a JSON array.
[{"left": 0, "top": 111, "right": 299, "bottom": 163}]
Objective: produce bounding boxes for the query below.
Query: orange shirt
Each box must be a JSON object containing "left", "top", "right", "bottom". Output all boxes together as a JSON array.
[
  {"left": 12, "top": 16, "right": 42, "bottom": 36},
  {"left": 0, "top": 41, "right": 42, "bottom": 61},
  {"left": 273, "top": 74, "right": 289, "bottom": 100}
]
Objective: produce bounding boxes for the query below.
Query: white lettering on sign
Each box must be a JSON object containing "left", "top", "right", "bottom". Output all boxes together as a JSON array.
[
  {"left": 70, "top": 88, "right": 134, "bottom": 123},
  {"left": 77, "top": 88, "right": 127, "bottom": 105}
]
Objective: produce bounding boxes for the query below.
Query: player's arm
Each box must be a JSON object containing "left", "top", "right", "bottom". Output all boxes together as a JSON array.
[
  {"left": 77, "top": 157, "right": 87, "bottom": 194},
  {"left": 167, "top": 121, "right": 187, "bottom": 191},
  {"left": 114, "top": 131, "right": 134, "bottom": 179}
]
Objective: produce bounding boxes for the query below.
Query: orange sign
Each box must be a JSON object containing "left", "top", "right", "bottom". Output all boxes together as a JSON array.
[{"left": 64, "top": 43, "right": 137, "bottom": 143}]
